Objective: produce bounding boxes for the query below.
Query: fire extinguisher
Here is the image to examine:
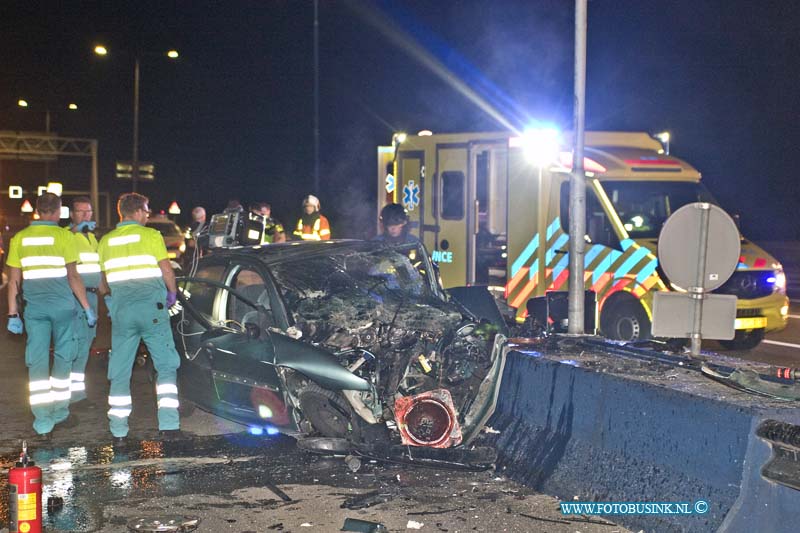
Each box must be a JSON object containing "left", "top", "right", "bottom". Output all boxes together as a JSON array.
[{"left": 8, "top": 441, "right": 42, "bottom": 533}]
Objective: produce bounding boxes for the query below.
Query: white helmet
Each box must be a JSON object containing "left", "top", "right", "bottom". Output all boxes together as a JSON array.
[{"left": 302, "top": 195, "right": 320, "bottom": 211}]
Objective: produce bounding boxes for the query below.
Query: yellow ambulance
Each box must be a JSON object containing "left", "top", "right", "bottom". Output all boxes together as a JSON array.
[{"left": 377, "top": 130, "right": 789, "bottom": 349}]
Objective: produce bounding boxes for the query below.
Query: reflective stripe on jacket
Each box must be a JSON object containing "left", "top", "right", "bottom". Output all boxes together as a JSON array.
[{"left": 293, "top": 214, "right": 331, "bottom": 241}]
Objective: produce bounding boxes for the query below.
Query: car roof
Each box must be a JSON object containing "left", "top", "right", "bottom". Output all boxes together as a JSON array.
[{"left": 206, "top": 239, "right": 405, "bottom": 266}]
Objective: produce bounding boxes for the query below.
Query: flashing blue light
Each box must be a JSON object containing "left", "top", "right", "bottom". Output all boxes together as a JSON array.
[
  {"left": 766, "top": 276, "right": 776, "bottom": 284},
  {"left": 265, "top": 425, "right": 280, "bottom": 436},
  {"left": 518, "top": 350, "right": 543, "bottom": 357},
  {"left": 248, "top": 426, "right": 264, "bottom": 436},
  {"left": 560, "top": 359, "right": 580, "bottom": 367}
]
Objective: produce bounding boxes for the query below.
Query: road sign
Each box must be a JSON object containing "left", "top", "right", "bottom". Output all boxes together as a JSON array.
[
  {"left": 116, "top": 161, "right": 155, "bottom": 181},
  {"left": 653, "top": 202, "right": 741, "bottom": 354},
  {"left": 168, "top": 201, "right": 181, "bottom": 215}
]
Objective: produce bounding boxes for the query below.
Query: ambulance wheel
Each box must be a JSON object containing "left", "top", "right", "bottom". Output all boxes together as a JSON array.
[
  {"left": 718, "top": 329, "right": 764, "bottom": 351},
  {"left": 603, "top": 300, "right": 651, "bottom": 342}
]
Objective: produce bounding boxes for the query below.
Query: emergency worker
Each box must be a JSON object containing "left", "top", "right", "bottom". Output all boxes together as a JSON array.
[
  {"left": 98, "top": 193, "right": 181, "bottom": 444},
  {"left": 292, "top": 195, "right": 331, "bottom": 240},
  {"left": 6, "top": 193, "right": 97, "bottom": 439},
  {"left": 250, "top": 202, "right": 286, "bottom": 243},
  {"left": 69, "top": 196, "right": 101, "bottom": 404},
  {"left": 373, "top": 203, "right": 420, "bottom": 245}
]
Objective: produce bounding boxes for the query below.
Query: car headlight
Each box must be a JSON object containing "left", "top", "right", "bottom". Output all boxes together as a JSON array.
[{"left": 770, "top": 267, "right": 786, "bottom": 294}]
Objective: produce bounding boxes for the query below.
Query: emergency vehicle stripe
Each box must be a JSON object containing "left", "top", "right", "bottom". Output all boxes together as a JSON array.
[
  {"left": 511, "top": 234, "right": 539, "bottom": 277},
  {"left": 510, "top": 273, "right": 538, "bottom": 309},
  {"left": 584, "top": 245, "right": 604, "bottom": 268},
  {"left": 77, "top": 264, "right": 102, "bottom": 274},
  {"left": 23, "top": 267, "right": 67, "bottom": 279},
  {"left": 21, "top": 256, "right": 66, "bottom": 267},
  {"left": 551, "top": 269, "right": 570, "bottom": 291},
  {"left": 80, "top": 252, "right": 100, "bottom": 262},
  {"left": 106, "top": 268, "right": 163, "bottom": 283},
  {"left": 546, "top": 218, "right": 560, "bottom": 240},
  {"left": 529, "top": 258, "right": 539, "bottom": 280},
  {"left": 108, "top": 234, "right": 141, "bottom": 246},
  {"left": 104, "top": 255, "right": 157, "bottom": 269},
  {"left": 615, "top": 246, "right": 651, "bottom": 279},
  {"left": 591, "top": 272, "right": 614, "bottom": 293},
  {"left": 635, "top": 258, "right": 659, "bottom": 284},
  {"left": 22, "top": 236, "right": 55, "bottom": 246},
  {"left": 592, "top": 250, "right": 623, "bottom": 284},
  {"left": 551, "top": 253, "right": 570, "bottom": 285},
  {"left": 505, "top": 266, "right": 529, "bottom": 297},
  {"left": 546, "top": 234, "right": 568, "bottom": 264}
]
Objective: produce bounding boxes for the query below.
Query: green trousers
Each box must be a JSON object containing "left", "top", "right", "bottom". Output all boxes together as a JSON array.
[
  {"left": 70, "top": 291, "right": 97, "bottom": 403},
  {"left": 107, "top": 292, "right": 181, "bottom": 437},
  {"left": 24, "top": 300, "right": 81, "bottom": 434}
]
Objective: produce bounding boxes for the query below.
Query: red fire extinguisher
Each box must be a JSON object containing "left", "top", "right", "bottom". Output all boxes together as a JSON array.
[{"left": 8, "top": 441, "right": 42, "bottom": 533}]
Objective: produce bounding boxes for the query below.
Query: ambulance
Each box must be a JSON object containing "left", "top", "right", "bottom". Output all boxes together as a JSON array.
[{"left": 377, "top": 130, "right": 789, "bottom": 349}]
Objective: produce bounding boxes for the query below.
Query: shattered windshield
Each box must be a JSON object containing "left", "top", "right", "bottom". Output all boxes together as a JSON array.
[
  {"left": 600, "top": 180, "right": 718, "bottom": 238},
  {"left": 269, "top": 243, "right": 438, "bottom": 310}
]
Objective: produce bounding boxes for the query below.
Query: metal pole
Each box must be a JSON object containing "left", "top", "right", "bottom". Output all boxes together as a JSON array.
[
  {"left": 568, "top": 0, "right": 588, "bottom": 335},
  {"left": 313, "top": 0, "right": 320, "bottom": 193},
  {"left": 690, "top": 204, "right": 711, "bottom": 356},
  {"left": 132, "top": 57, "right": 140, "bottom": 193},
  {"left": 90, "top": 140, "right": 99, "bottom": 224}
]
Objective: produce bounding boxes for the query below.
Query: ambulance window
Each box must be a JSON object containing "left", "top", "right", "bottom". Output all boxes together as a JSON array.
[
  {"left": 476, "top": 152, "right": 489, "bottom": 215},
  {"left": 442, "top": 171, "right": 465, "bottom": 219},
  {"left": 559, "top": 182, "right": 620, "bottom": 250}
]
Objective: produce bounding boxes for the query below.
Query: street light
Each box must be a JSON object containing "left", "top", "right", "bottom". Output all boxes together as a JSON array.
[
  {"left": 94, "top": 44, "right": 179, "bottom": 192},
  {"left": 17, "top": 100, "right": 79, "bottom": 133}
]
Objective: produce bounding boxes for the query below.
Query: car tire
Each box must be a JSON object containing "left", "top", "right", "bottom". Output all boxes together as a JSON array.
[
  {"left": 298, "top": 383, "right": 360, "bottom": 440},
  {"left": 718, "top": 329, "right": 765, "bottom": 351},
  {"left": 603, "top": 300, "right": 651, "bottom": 342}
]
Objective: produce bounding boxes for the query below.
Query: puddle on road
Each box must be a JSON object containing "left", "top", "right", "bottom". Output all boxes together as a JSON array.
[{"left": 0, "top": 432, "right": 296, "bottom": 532}]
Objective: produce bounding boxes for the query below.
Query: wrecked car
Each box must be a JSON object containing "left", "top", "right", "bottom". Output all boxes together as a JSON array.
[{"left": 171, "top": 240, "right": 506, "bottom": 464}]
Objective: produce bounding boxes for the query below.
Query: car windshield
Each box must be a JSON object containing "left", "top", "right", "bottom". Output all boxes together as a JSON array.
[
  {"left": 270, "top": 244, "right": 438, "bottom": 309},
  {"left": 147, "top": 221, "right": 180, "bottom": 236},
  {"left": 600, "top": 180, "right": 719, "bottom": 239}
]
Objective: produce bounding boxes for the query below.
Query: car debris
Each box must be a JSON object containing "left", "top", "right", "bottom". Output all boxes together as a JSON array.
[{"left": 172, "top": 241, "right": 507, "bottom": 467}]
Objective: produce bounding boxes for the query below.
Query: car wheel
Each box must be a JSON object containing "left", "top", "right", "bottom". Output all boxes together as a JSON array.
[
  {"left": 603, "top": 300, "right": 651, "bottom": 342},
  {"left": 298, "top": 383, "right": 360, "bottom": 440},
  {"left": 718, "top": 329, "right": 765, "bottom": 351}
]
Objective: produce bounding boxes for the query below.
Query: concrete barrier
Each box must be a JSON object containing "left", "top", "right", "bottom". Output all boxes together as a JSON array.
[{"left": 487, "top": 344, "right": 800, "bottom": 532}]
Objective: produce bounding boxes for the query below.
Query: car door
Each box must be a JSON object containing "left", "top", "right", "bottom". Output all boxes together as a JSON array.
[{"left": 208, "top": 261, "right": 293, "bottom": 429}]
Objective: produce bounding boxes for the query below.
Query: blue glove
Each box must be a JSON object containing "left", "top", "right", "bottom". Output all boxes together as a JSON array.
[
  {"left": 84, "top": 307, "right": 98, "bottom": 328},
  {"left": 75, "top": 220, "right": 97, "bottom": 232},
  {"left": 167, "top": 291, "right": 178, "bottom": 307},
  {"left": 7, "top": 316, "right": 23, "bottom": 335}
]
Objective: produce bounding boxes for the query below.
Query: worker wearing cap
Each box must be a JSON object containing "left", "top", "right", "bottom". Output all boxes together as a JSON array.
[
  {"left": 373, "top": 203, "right": 420, "bottom": 245},
  {"left": 98, "top": 192, "right": 181, "bottom": 444},
  {"left": 69, "top": 196, "right": 101, "bottom": 404},
  {"left": 292, "top": 195, "right": 331, "bottom": 241},
  {"left": 6, "top": 192, "right": 97, "bottom": 439}
]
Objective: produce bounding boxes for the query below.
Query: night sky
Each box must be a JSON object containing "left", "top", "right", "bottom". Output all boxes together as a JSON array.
[{"left": 1, "top": 1, "right": 799, "bottom": 241}]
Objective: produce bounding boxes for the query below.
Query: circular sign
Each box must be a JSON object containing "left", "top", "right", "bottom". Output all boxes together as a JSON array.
[{"left": 658, "top": 202, "right": 740, "bottom": 291}]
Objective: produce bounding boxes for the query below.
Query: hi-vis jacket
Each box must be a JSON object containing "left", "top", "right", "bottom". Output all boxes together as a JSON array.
[
  {"left": 293, "top": 213, "right": 331, "bottom": 241},
  {"left": 72, "top": 230, "right": 101, "bottom": 289},
  {"left": 98, "top": 222, "right": 168, "bottom": 300},
  {"left": 6, "top": 221, "right": 77, "bottom": 303}
]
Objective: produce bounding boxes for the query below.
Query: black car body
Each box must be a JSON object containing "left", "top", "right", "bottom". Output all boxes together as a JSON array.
[{"left": 172, "top": 240, "right": 507, "bottom": 453}]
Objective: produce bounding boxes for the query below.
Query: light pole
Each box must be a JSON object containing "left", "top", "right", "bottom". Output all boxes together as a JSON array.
[{"left": 94, "top": 44, "right": 179, "bottom": 192}]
